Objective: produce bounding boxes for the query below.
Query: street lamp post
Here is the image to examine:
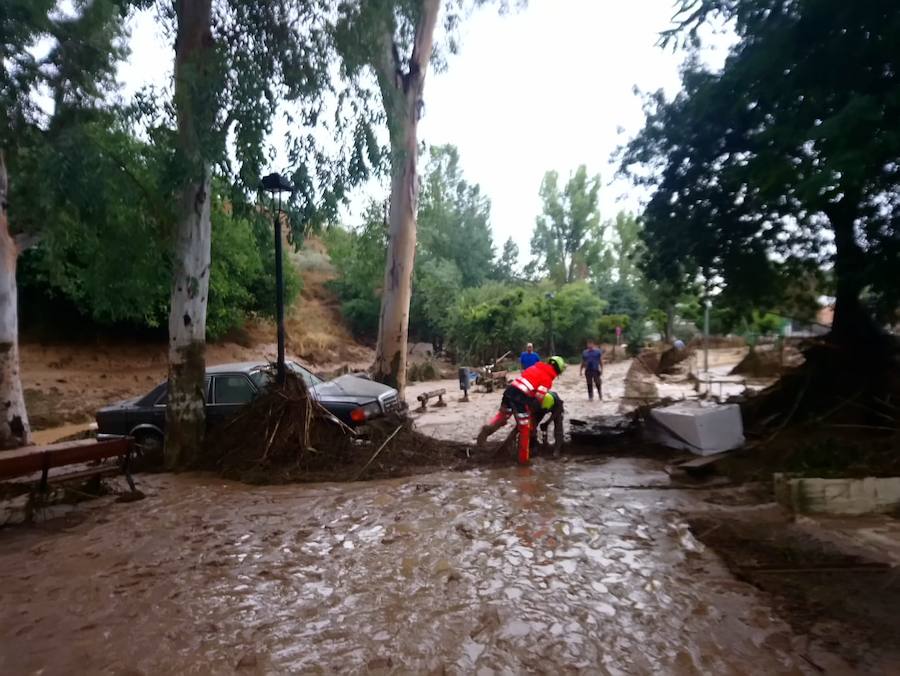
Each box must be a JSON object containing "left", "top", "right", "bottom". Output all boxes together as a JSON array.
[
  {"left": 260, "top": 172, "right": 294, "bottom": 385},
  {"left": 703, "top": 298, "right": 711, "bottom": 374},
  {"left": 545, "top": 292, "right": 556, "bottom": 355}
]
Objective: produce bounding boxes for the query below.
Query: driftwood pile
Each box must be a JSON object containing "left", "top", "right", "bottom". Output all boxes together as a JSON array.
[
  {"left": 205, "top": 370, "right": 496, "bottom": 483},
  {"left": 206, "top": 371, "right": 354, "bottom": 481}
]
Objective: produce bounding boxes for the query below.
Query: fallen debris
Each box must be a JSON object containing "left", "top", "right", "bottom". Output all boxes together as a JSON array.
[
  {"left": 206, "top": 371, "right": 352, "bottom": 479},
  {"left": 622, "top": 353, "right": 660, "bottom": 404},
  {"left": 204, "top": 371, "right": 512, "bottom": 483},
  {"left": 569, "top": 415, "right": 636, "bottom": 445},
  {"left": 730, "top": 344, "right": 801, "bottom": 378}
]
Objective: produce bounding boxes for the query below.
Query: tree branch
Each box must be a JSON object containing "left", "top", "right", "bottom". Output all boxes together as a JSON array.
[{"left": 407, "top": 0, "right": 441, "bottom": 93}]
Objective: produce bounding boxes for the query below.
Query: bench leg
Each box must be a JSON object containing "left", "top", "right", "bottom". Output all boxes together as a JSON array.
[{"left": 122, "top": 449, "right": 137, "bottom": 493}]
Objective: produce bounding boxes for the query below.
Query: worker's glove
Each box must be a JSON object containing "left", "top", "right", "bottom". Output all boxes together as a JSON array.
[{"left": 541, "top": 393, "right": 555, "bottom": 410}]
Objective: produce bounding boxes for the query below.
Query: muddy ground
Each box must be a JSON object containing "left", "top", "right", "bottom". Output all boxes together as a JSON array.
[
  {"left": 9, "top": 346, "right": 900, "bottom": 672},
  {"left": 406, "top": 347, "right": 756, "bottom": 445},
  {"left": 3, "top": 457, "right": 891, "bottom": 674}
]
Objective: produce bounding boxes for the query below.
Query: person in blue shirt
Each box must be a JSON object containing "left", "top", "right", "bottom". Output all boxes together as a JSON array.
[
  {"left": 580, "top": 339, "right": 604, "bottom": 401},
  {"left": 519, "top": 343, "right": 540, "bottom": 369}
]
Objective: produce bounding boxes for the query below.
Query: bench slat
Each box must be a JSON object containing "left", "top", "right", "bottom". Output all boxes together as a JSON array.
[{"left": 0, "top": 438, "right": 131, "bottom": 480}]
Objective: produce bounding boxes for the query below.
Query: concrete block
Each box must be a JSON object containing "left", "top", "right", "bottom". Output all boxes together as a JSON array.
[
  {"left": 646, "top": 401, "right": 745, "bottom": 455},
  {"left": 774, "top": 474, "right": 900, "bottom": 516}
]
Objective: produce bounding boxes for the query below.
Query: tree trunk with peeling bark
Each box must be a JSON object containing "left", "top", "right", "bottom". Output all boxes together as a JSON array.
[
  {"left": 372, "top": 0, "right": 441, "bottom": 397},
  {"left": 0, "top": 150, "right": 30, "bottom": 448},
  {"left": 165, "top": 0, "right": 214, "bottom": 469}
]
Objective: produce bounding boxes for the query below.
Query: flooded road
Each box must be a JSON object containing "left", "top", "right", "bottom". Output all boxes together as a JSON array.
[{"left": 1, "top": 459, "right": 825, "bottom": 674}]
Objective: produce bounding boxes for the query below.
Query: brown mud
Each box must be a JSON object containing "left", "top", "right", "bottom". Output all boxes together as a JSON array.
[
  {"left": 0, "top": 459, "right": 862, "bottom": 674},
  {"left": 689, "top": 511, "right": 900, "bottom": 672}
]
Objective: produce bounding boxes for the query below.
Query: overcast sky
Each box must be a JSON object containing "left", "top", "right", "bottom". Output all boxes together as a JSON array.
[{"left": 118, "top": 0, "right": 732, "bottom": 263}]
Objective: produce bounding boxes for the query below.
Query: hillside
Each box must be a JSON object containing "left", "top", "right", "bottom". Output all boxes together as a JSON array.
[{"left": 22, "top": 237, "right": 371, "bottom": 436}]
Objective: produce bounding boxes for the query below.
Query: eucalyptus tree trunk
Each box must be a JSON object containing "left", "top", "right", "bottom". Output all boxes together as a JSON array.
[
  {"left": 372, "top": 0, "right": 441, "bottom": 396},
  {"left": 0, "top": 150, "right": 30, "bottom": 448},
  {"left": 165, "top": 0, "right": 214, "bottom": 469}
]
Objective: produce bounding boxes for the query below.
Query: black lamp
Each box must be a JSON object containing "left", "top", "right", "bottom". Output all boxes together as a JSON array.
[{"left": 259, "top": 172, "right": 294, "bottom": 385}]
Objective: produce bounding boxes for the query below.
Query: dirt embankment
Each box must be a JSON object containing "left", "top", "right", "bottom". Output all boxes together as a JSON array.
[{"left": 21, "top": 237, "right": 372, "bottom": 432}]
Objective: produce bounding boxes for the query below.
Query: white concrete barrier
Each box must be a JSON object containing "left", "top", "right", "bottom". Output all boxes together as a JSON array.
[
  {"left": 646, "top": 401, "right": 745, "bottom": 455},
  {"left": 775, "top": 474, "right": 900, "bottom": 516}
]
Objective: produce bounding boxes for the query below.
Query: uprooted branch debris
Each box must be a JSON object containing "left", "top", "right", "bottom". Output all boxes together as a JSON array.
[{"left": 204, "top": 372, "right": 502, "bottom": 484}]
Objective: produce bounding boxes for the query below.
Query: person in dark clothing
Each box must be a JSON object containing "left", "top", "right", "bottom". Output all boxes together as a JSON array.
[
  {"left": 529, "top": 390, "right": 564, "bottom": 457},
  {"left": 580, "top": 340, "right": 604, "bottom": 401}
]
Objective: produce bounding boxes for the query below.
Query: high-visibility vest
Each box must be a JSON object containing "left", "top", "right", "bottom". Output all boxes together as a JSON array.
[{"left": 511, "top": 361, "right": 557, "bottom": 399}]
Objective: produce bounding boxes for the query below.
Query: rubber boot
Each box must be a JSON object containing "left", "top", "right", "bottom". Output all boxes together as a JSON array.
[{"left": 517, "top": 420, "right": 531, "bottom": 465}]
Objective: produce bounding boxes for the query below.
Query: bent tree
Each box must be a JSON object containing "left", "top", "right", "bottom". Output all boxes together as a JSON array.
[
  {"left": 336, "top": 0, "right": 512, "bottom": 393},
  {"left": 623, "top": 0, "right": 900, "bottom": 346},
  {"left": 336, "top": 0, "right": 442, "bottom": 394}
]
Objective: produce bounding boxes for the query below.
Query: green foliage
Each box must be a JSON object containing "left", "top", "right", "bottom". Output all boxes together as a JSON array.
[
  {"left": 623, "top": 0, "right": 900, "bottom": 339},
  {"left": 493, "top": 237, "right": 520, "bottom": 281},
  {"left": 323, "top": 203, "right": 388, "bottom": 339},
  {"left": 446, "top": 283, "right": 526, "bottom": 363},
  {"left": 530, "top": 166, "right": 604, "bottom": 284},
  {"left": 647, "top": 309, "right": 669, "bottom": 338},
  {"left": 12, "top": 117, "right": 171, "bottom": 326},
  {"left": 445, "top": 280, "right": 606, "bottom": 363},
  {"left": 597, "top": 314, "right": 629, "bottom": 344},
  {"left": 417, "top": 145, "right": 494, "bottom": 288},
  {"left": 1, "top": 0, "right": 132, "bottom": 151},
  {"left": 207, "top": 199, "right": 301, "bottom": 339},
  {"left": 14, "top": 118, "right": 296, "bottom": 338},
  {"left": 750, "top": 311, "right": 784, "bottom": 337},
  {"left": 609, "top": 212, "right": 644, "bottom": 287},
  {"left": 546, "top": 281, "right": 607, "bottom": 354},
  {"left": 412, "top": 257, "right": 463, "bottom": 343}
]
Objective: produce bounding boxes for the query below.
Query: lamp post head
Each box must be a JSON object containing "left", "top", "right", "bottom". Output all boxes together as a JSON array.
[{"left": 260, "top": 172, "right": 294, "bottom": 195}]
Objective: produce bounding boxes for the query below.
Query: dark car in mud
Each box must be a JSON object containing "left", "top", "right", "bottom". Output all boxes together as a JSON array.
[{"left": 96, "top": 361, "right": 402, "bottom": 454}]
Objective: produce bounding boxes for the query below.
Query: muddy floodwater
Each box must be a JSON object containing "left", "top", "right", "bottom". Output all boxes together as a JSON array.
[{"left": 1, "top": 459, "right": 834, "bottom": 674}]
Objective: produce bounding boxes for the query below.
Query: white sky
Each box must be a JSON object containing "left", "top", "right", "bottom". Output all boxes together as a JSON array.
[{"left": 118, "top": 0, "right": 733, "bottom": 262}]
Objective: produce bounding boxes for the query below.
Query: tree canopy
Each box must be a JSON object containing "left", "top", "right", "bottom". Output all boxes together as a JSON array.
[
  {"left": 530, "top": 166, "right": 603, "bottom": 285},
  {"left": 622, "top": 0, "right": 900, "bottom": 342}
]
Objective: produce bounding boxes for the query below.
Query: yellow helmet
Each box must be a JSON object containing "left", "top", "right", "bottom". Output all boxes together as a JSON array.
[{"left": 548, "top": 356, "right": 566, "bottom": 374}]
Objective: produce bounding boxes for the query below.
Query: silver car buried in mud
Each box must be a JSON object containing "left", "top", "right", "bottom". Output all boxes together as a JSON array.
[{"left": 96, "top": 361, "right": 403, "bottom": 455}]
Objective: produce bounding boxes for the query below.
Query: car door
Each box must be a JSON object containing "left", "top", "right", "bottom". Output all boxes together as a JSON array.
[
  {"left": 208, "top": 373, "right": 258, "bottom": 426},
  {"left": 148, "top": 377, "right": 210, "bottom": 432}
]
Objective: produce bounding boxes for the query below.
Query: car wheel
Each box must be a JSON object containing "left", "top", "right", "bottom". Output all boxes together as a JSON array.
[{"left": 132, "top": 430, "right": 164, "bottom": 470}]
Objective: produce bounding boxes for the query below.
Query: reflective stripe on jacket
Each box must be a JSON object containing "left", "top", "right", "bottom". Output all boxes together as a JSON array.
[{"left": 511, "top": 362, "right": 557, "bottom": 399}]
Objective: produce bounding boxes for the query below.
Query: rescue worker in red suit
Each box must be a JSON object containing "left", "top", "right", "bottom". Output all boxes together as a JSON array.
[{"left": 476, "top": 356, "right": 566, "bottom": 465}]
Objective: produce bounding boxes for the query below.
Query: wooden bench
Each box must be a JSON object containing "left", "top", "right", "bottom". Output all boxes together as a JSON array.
[
  {"left": 417, "top": 388, "right": 447, "bottom": 411},
  {"left": 0, "top": 437, "right": 137, "bottom": 517}
]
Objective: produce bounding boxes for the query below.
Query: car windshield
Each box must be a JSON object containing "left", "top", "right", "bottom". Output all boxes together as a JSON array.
[{"left": 250, "top": 362, "right": 323, "bottom": 391}]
